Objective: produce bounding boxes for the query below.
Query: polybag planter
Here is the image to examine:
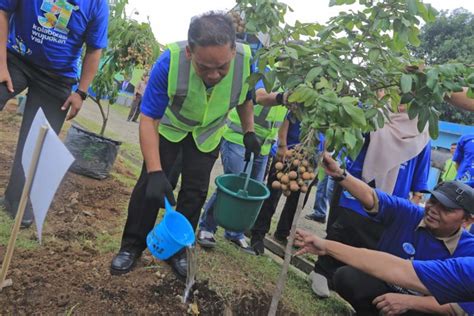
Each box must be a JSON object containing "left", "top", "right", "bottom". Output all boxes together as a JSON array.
[{"left": 64, "top": 125, "right": 121, "bottom": 180}]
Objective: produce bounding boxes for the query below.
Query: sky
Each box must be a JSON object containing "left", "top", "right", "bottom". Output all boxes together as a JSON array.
[{"left": 126, "top": 0, "right": 474, "bottom": 45}]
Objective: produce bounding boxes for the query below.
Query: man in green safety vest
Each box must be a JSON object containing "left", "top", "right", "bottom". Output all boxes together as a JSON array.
[
  {"left": 110, "top": 12, "right": 261, "bottom": 278},
  {"left": 197, "top": 74, "right": 288, "bottom": 252}
]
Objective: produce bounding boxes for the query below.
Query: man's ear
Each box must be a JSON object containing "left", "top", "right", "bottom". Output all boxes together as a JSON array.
[{"left": 185, "top": 45, "right": 192, "bottom": 60}]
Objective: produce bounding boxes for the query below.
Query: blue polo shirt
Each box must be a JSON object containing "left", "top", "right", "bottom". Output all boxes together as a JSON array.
[
  {"left": 413, "top": 257, "right": 474, "bottom": 304},
  {"left": 141, "top": 49, "right": 254, "bottom": 120},
  {"left": 373, "top": 190, "right": 474, "bottom": 259},
  {"left": 339, "top": 136, "right": 430, "bottom": 217},
  {"left": 453, "top": 134, "right": 474, "bottom": 182},
  {"left": 1, "top": 0, "right": 108, "bottom": 78}
]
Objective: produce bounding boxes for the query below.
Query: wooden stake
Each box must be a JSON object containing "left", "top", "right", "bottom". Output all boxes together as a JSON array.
[
  {"left": 268, "top": 193, "right": 306, "bottom": 316},
  {"left": 0, "top": 125, "right": 48, "bottom": 291}
]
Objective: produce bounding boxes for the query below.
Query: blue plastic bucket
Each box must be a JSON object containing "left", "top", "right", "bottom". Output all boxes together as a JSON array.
[{"left": 146, "top": 198, "right": 195, "bottom": 260}]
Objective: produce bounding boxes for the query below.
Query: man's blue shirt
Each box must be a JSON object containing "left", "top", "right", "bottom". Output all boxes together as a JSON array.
[
  {"left": 413, "top": 257, "right": 474, "bottom": 304},
  {"left": 339, "top": 136, "right": 430, "bottom": 217},
  {"left": 1, "top": 0, "right": 108, "bottom": 78},
  {"left": 453, "top": 134, "right": 474, "bottom": 182},
  {"left": 141, "top": 49, "right": 254, "bottom": 120},
  {"left": 374, "top": 190, "right": 474, "bottom": 260}
]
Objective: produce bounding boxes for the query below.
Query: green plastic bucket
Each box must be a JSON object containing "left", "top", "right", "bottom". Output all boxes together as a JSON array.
[{"left": 213, "top": 154, "right": 270, "bottom": 232}]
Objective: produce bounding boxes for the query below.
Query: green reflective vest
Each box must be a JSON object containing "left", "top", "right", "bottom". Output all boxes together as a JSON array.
[
  {"left": 159, "top": 41, "right": 251, "bottom": 153},
  {"left": 224, "top": 103, "right": 287, "bottom": 156}
]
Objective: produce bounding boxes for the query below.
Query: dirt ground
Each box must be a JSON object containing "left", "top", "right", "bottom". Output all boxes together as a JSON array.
[{"left": 0, "top": 102, "right": 305, "bottom": 315}]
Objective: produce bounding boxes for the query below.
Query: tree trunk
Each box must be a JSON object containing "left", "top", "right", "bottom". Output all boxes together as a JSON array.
[
  {"left": 93, "top": 97, "right": 108, "bottom": 136},
  {"left": 268, "top": 193, "right": 306, "bottom": 316}
]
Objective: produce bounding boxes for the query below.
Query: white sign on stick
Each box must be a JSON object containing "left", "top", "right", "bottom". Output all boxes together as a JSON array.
[{"left": 21, "top": 108, "right": 74, "bottom": 242}]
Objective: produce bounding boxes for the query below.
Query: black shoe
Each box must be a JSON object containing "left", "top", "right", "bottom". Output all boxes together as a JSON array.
[
  {"left": 305, "top": 213, "right": 327, "bottom": 224},
  {"left": 0, "top": 197, "right": 34, "bottom": 228},
  {"left": 273, "top": 232, "right": 288, "bottom": 245},
  {"left": 251, "top": 237, "right": 265, "bottom": 255},
  {"left": 225, "top": 236, "right": 256, "bottom": 255},
  {"left": 168, "top": 250, "right": 187, "bottom": 279},
  {"left": 110, "top": 250, "right": 141, "bottom": 275}
]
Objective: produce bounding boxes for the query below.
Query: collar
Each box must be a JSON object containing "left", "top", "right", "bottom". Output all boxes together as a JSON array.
[{"left": 416, "top": 220, "right": 462, "bottom": 255}]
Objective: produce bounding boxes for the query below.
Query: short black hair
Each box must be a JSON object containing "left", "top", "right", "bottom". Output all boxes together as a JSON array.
[
  {"left": 451, "top": 143, "right": 457, "bottom": 146},
  {"left": 188, "top": 11, "right": 236, "bottom": 51}
]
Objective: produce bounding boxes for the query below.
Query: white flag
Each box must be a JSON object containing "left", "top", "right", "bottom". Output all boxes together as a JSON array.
[{"left": 21, "top": 108, "right": 74, "bottom": 242}]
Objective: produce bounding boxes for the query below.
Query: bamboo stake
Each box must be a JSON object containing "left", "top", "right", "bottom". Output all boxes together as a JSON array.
[
  {"left": 0, "top": 125, "right": 48, "bottom": 291},
  {"left": 268, "top": 192, "right": 306, "bottom": 316}
]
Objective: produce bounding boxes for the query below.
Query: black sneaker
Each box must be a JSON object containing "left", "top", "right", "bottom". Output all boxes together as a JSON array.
[
  {"left": 197, "top": 230, "right": 216, "bottom": 249},
  {"left": 305, "top": 213, "right": 327, "bottom": 224},
  {"left": 110, "top": 250, "right": 141, "bottom": 275},
  {"left": 251, "top": 237, "right": 265, "bottom": 255},
  {"left": 167, "top": 249, "right": 187, "bottom": 279},
  {"left": 225, "top": 236, "right": 256, "bottom": 255}
]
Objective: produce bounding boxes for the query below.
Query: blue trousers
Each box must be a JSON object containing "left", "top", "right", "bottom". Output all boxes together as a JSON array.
[
  {"left": 198, "top": 139, "right": 268, "bottom": 240},
  {"left": 311, "top": 175, "right": 335, "bottom": 218}
]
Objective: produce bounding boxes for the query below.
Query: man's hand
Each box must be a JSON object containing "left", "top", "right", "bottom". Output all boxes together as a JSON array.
[
  {"left": 322, "top": 152, "right": 344, "bottom": 178},
  {"left": 294, "top": 229, "right": 327, "bottom": 256},
  {"left": 61, "top": 92, "right": 84, "bottom": 120},
  {"left": 0, "top": 67, "right": 13, "bottom": 93},
  {"left": 243, "top": 131, "right": 261, "bottom": 161},
  {"left": 276, "top": 144, "right": 287, "bottom": 162},
  {"left": 146, "top": 171, "right": 176, "bottom": 206},
  {"left": 373, "top": 293, "right": 413, "bottom": 315}
]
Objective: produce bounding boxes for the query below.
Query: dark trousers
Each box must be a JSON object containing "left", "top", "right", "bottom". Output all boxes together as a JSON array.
[
  {"left": 313, "top": 206, "right": 384, "bottom": 286},
  {"left": 0, "top": 52, "right": 73, "bottom": 216},
  {"left": 120, "top": 133, "right": 219, "bottom": 253},
  {"left": 333, "top": 266, "right": 431, "bottom": 316},
  {"left": 127, "top": 93, "right": 142, "bottom": 122},
  {"left": 251, "top": 158, "right": 300, "bottom": 240}
]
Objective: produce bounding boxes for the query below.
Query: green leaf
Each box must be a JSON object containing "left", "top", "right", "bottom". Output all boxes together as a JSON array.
[
  {"left": 285, "top": 47, "right": 298, "bottom": 59},
  {"left": 426, "top": 69, "right": 439, "bottom": 90},
  {"left": 401, "top": 74, "right": 413, "bottom": 93},
  {"left": 305, "top": 67, "right": 323, "bottom": 84},
  {"left": 428, "top": 112, "right": 439, "bottom": 139},
  {"left": 342, "top": 103, "right": 366, "bottom": 126},
  {"left": 368, "top": 48, "right": 380, "bottom": 63},
  {"left": 467, "top": 73, "right": 474, "bottom": 85},
  {"left": 343, "top": 131, "right": 357, "bottom": 149},
  {"left": 407, "top": 0, "right": 418, "bottom": 15},
  {"left": 408, "top": 27, "right": 421, "bottom": 47},
  {"left": 467, "top": 88, "right": 474, "bottom": 99}
]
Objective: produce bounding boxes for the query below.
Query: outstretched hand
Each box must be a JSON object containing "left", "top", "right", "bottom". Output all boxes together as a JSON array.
[{"left": 294, "top": 229, "right": 327, "bottom": 256}]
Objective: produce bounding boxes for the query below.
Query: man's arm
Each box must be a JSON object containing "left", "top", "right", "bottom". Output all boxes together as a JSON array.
[
  {"left": 139, "top": 115, "right": 162, "bottom": 172},
  {"left": 61, "top": 47, "right": 102, "bottom": 120},
  {"left": 373, "top": 293, "right": 457, "bottom": 315},
  {"left": 0, "top": 9, "right": 13, "bottom": 93},
  {"left": 294, "top": 229, "right": 429, "bottom": 295},
  {"left": 321, "top": 152, "right": 376, "bottom": 210},
  {"left": 445, "top": 88, "right": 474, "bottom": 112},
  {"left": 275, "top": 118, "right": 289, "bottom": 161},
  {"left": 236, "top": 99, "right": 255, "bottom": 133},
  {"left": 255, "top": 89, "right": 287, "bottom": 107}
]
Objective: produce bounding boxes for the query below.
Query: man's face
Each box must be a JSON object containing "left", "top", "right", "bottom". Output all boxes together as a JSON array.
[
  {"left": 450, "top": 144, "right": 457, "bottom": 155},
  {"left": 423, "top": 196, "right": 471, "bottom": 236},
  {"left": 186, "top": 43, "right": 236, "bottom": 87}
]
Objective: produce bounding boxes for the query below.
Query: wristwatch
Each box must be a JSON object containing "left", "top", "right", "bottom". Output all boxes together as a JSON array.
[
  {"left": 75, "top": 88, "right": 88, "bottom": 101},
  {"left": 333, "top": 169, "right": 347, "bottom": 182}
]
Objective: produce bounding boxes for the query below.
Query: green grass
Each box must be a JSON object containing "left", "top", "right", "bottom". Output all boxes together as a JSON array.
[
  {"left": 109, "top": 102, "right": 131, "bottom": 118},
  {"left": 0, "top": 207, "right": 39, "bottom": 250},
  {"left": 199, "top": 230, "right": 350, "bottom": 315}
]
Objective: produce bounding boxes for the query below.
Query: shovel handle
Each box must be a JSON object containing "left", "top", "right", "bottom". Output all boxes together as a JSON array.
[{"left": 243, "top": 152, "right": 254, "bottom": 192}]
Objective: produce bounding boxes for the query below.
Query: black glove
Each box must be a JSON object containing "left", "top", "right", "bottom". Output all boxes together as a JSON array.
[
  {"left": 145, "top": 171, "right": 176, "bottom": 206},
  {"left": 243, "top": 131, "right": 261, "bottom": 161}
]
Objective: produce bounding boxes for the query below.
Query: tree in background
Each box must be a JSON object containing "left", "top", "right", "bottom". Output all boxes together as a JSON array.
[
  {"left": 90, "top": 0, "right": 160, "bottom": 136},
  {"left": 412, "top": 8, "right": 474, "bottom": 125}
]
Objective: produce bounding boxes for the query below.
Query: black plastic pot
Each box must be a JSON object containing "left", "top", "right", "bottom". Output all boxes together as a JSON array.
[{"left": 64, "top": 125, "right": 122, "bottom": 180}]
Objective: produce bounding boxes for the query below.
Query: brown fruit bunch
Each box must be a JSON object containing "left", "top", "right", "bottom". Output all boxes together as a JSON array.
[{"left": 288, "top": 171, "right": 298, "bottom": 180}]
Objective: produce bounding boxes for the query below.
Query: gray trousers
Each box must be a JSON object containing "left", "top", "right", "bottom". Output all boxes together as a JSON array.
[{"left": 0, "top": 51, "right": 74, "bottom": 218}]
